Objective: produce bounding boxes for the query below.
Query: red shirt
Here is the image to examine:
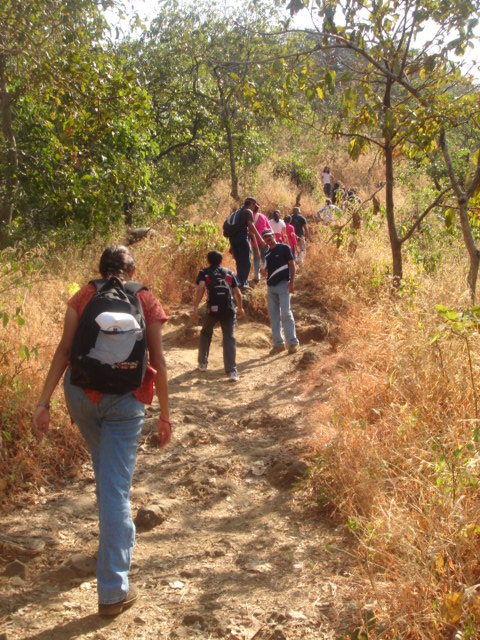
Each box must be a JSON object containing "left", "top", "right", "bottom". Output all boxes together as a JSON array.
[{"left": 68, "top": 283, "right": 167, "bottom": 404}]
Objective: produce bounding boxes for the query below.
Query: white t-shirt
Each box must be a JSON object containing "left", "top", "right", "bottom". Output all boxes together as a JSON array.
[
  {"left": 317, "top": 204, "right": 341, "bottom": 225},
  {"left": 269, "top": 219, "right": 286, "bottom": 237},
  {"left": 322, "top": 171, "right": 331, "bottom": 185}
]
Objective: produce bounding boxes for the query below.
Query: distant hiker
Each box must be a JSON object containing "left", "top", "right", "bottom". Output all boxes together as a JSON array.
[
  {"left": 332, "top": 181, "right": 342, "bottom": 205},
  {"left": 268, "top": 209, "right": 287, "bottom": 243},
  {"left": 291, "top": 206, "right": 309, "bottom": 263},
  {"left": 317, "top": 198, "right": 342, "bottom": 225},
  {"left": 322, "top": 166, "right": 333, "bottom": 197},
  {"left": 250, "top": 202, "right": 272, "bottom": 283},
  {"left": 32, "top": 244, "right": 171, "bottom": 617},
  {"left": 260, "top": 229, "right": 299, "bottom": 355},
  {"left": 284, "top": 214, "right": 298, "bottom": 257},
  {"left": 223, "top": 196, "right": 266, "bottom": 291},
  {"left": 193, "top": 250, "right": 245, "bottom": 382}
]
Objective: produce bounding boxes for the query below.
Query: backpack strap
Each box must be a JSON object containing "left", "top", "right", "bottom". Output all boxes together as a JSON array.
[
  {"left": 125, "top": 281, "right": 148, "bottom": 296},
  {"left": 89, "top": 278, "right": 106, "bottom": 292}
]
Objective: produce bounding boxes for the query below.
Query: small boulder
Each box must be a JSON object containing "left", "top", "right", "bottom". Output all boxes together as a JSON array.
[
  {"left": 135, "top": 504, "right": 169, "bottom": 531},
  {"left": 68, "top": 553, "right": 96, "bottom": 577},
  {"left": 267, "top": 459, "right": 309, "bottom": 490},
  {"left": 4, "top": 560, "right": 28, "bottom": 579}
]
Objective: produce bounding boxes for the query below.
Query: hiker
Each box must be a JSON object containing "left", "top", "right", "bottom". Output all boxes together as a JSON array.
[
  {"left": 322, "top": 166, "right": 333, "bottom": 196},
  {"left": 193, "top": 250, "right": 245, "bottom": 382},
  {"left": 250, "top": 202, "right": 272, "bottom": 283},
  {"left": 332, "top": 182, "right": 342, "bottom": 205},
  {"left": 317, "top": 198, "right": 342, "bottom": 225},
  {"left": 268, "top": 209, "right": 287, "bottom": 243},
  {"left": 32, "top": 244, "right": 171, "bottom": 617},
  {"left": 284, "top": 214, "right": 298, "bottom": 257},
  {"left": 291, "top": 206, "right": 309, "bottom": 263},
  {"left": 260, "top": 229, "right": 299, "bottom": 355},
  {"left": 223, "top": 196, "right": 266, "bottom": 291}
]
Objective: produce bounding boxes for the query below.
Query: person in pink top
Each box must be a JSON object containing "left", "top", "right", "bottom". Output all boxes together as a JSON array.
[
  {"left": 284, "top": 215, "right": 298, "bottom": 257},
  {"left": 250, "top": 202, "right": 272, "bottom": 282}
]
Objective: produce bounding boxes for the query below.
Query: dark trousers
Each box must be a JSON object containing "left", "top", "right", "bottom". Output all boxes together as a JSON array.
[
  {"left": 230, "top": 233, "right": 251, "bottom": 286},
  {"left": 198, "top": 312, "right": 237, "bottom": 373}
]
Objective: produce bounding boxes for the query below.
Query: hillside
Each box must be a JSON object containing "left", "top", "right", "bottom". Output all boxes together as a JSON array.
[{"left": 0, "top": 267, "right": 366, "bottom": 640}]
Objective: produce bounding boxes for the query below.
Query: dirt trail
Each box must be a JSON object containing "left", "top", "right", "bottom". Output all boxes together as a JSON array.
[{"left": 0, "top": 290, "right": 362, "bottom": 640}]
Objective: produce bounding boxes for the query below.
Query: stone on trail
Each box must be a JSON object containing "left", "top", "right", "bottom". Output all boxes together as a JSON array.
[
  {"left": 134, "top": 502, "right": 174, "bottom": 531},
  {"left": 0, "top": 533, "right": 45, "bottom": 558},
  {"left": 68, "top": 553, "right": 97, "bottom": 577},
  {"left": 266, "top": 458, "right": 309, "bottom": 490},
  {"left": 4, "top": 559, "right": 28, "bottom": 579}
]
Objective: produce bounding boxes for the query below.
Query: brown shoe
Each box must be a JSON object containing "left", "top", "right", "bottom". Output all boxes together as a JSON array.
[
  {"left": 98, "top": 584, "right": 139, "bottom": 617},
  {"left": 269, "top": 344, "right": 286, "bottom": 355}
]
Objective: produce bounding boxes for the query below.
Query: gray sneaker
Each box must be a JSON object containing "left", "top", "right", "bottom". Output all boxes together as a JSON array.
[
  {"left": 228, "top": 370, "right": 239, "bottom": 382},
  {"left": 198, "top": 363, "right": 208, "bottom": 372},
  {"left": 287, "top": 344, "right": 299, "bottom": 354}
]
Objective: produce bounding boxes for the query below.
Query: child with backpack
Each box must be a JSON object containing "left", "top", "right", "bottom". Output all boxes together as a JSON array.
[
  {"left": 193, "top": 250, "right": 245, "bottom": 381},
  {"left": 32, "top": 245, "right": 171, "bottom": 617}
]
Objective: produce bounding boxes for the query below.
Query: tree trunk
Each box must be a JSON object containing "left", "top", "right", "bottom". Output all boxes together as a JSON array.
[
  {"left": 458, "top": 200, "right": 480, "bottom": 303},
  {"left": 383, "top": 79, "right": 402, "bottom": 286},
  {"left": 385, "top": 145, "right": 403, "bottom": 284},
  {"left": 214, "top": 70, "right": 239, "bottom": 202},
  {"left": 0, "top": 53, "right": 18, "bottom": 230},
  {"left": 224, "top": 116, "right": 238, "bottom": 201}
]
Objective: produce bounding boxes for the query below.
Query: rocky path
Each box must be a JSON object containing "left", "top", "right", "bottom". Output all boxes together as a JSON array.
[{"left": 0, "top": 293, "right": 362, "bottom": 640}]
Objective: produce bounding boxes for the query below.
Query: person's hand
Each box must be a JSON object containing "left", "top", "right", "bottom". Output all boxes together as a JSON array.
[
  {"left": 193, "top": 308, "right": 200, "bottom": 323},
  {"left": 288, "top": 282, "right": 294, "bottom": 294},
  {"left": 32, "top": 405, "right": 50, "bottom": 439},
  {"left": 157, "top": 415, "right": 172, "bottom": 449},
  {"left": 237, "top": 308, "right": 245, "bottom": 318}
]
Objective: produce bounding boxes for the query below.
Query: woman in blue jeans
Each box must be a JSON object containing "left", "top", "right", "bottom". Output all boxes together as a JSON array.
[{"left": 32, "top": 245, "right": 171, "bottom": 617}]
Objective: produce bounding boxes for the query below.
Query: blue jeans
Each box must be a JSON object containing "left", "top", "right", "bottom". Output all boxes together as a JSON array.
[
  {"left": 253, "top": 246, "right": 268, "bottom": 280},
  {"left": 266, "top": 280, "right": 299, "bottom": 347},
  {"left": 230, "top": 233, "right": 251, "bottom": 286},
  {"left": 64, "top": 370, "right": 145, "bottom": 605},
  {"left": 198, "top": 312, "right": 237, "bottom": 373}
]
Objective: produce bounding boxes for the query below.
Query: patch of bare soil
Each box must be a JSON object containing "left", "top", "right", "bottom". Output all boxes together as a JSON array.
[{"left": 0, "top": 284, "right": 363, "bottom": 640}]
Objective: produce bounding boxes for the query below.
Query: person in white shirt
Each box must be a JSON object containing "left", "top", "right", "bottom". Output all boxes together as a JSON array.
[
  {"left": 317, "top": 199, "right": 342, "bottom": 225},
  {"left": 321, "top": 166, "right": 333, "bottom": 197},
  {"left": 268, "top": 210, "right": 287, "bottom": 242}
]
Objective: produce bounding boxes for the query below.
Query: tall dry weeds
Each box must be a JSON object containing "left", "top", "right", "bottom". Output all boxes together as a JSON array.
[{"left": 304, "top": 220, "right": 480, "bottom": 638}]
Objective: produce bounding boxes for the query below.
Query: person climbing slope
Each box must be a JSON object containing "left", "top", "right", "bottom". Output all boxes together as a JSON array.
[{"left": 32, "top": 244, "right": 171, "bottom": 617}]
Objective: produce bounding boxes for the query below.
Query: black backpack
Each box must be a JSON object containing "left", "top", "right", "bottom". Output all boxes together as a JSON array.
[
  {"left": 205, "top": 267, "right": 236, "bottom": 316},
  {"left": 70, "top": 277, "right": 148, "bottom": 394},
  {"left": 223, "top": 209, "right": 244, "bottom": 238}
]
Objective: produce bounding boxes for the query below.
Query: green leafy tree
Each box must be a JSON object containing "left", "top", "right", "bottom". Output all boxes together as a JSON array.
[
  {"left": 139, "top": 0, "right": 296, "bottom": 204},
  {"left": 438, "top": 108, "right": 480, "bottom": 301},
  {"left": 0, "top": 0, "right": 156, "bottom": 243},
  {"left": 286, "top": 0, "right": 479, "bottom": 286}
]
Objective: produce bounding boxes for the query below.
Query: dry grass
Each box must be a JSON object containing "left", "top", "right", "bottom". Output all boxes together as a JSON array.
[
  {"left": 3, "top": 149, "right": 480, "bottom": 637},
  {"left": 302, "top": 221, "right": 480, "bottom": 638}
]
